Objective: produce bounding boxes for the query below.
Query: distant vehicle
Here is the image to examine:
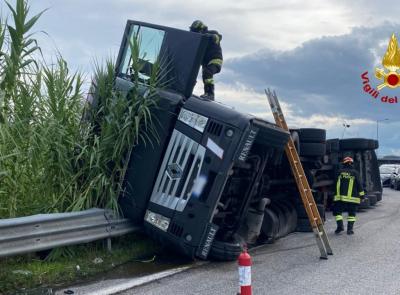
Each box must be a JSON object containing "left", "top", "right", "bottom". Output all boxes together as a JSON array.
[
  {"left": 390, "top": 166, "right": 400, "bottom": 189},
  {"left": 380, "top": 164, "right": 399, "bottom": 187}
]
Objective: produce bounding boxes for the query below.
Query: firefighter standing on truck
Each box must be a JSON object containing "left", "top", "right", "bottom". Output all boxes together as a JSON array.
[
  {"left": 333, "top": 157, "right": 365, "bottom": 235},
  {"left": 189, "top": 20, "right": 223, "bottom": 100}
]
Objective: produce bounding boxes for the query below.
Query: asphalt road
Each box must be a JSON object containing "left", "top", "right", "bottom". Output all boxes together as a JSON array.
[{"left": 122, "top": 188, "right": 400, "bottom": 295}]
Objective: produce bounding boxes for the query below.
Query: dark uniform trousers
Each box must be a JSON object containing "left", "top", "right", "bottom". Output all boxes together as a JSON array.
[
  {"left": 202, "top": 64, "right": 221, "bottom": 89},
  {"left": 333, "top": 201, "right": 357, "bottom": 223},
  {"left": 201, "top": 30, "right": 223, "bottom": 99}
]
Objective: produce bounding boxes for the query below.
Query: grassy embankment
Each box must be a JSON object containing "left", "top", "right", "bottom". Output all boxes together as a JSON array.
[{"left": 0, "top": 0, "right": 163, "bottom": 293}]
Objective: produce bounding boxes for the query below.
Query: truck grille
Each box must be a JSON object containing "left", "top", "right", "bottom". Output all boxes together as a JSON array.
[{"left": 150, "top": 129, "right": 206, "bottom": 211}]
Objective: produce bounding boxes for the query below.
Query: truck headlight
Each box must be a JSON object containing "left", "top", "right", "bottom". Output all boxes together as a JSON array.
[
  {"left": 178, "top": 109, "right": 208, "bottom": 133},
  {"left": 145, "top": 210, "right": 170, "bottom": 232}
]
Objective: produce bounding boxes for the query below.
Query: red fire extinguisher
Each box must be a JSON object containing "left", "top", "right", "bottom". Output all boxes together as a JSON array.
[{"left": 238, "top": 248, "right": 252, "bottom": 295}]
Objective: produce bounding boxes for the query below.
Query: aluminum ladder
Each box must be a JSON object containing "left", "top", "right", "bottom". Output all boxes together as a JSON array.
[{"left": 265, "top": 89, "right": 333, "bottom": 259}]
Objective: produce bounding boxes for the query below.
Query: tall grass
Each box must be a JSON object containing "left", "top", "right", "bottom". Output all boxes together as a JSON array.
[{"left": 0, "top": 0, "right": 160, "bottom": 218}]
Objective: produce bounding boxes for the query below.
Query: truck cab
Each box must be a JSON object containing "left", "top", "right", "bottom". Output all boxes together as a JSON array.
[{"left": 116, "top": 20, "right": 290, "bottom": 260}]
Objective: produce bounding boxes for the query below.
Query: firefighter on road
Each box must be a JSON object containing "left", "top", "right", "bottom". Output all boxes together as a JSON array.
[
  {"left": 333, "top": 157, "right": 365, "bottom": 235},
  {"left": 189, "top": 20, "right": 223, "bottom": 100}
]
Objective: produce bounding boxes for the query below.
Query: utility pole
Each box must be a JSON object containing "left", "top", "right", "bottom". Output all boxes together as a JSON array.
[{"left": 342, "top": 122, "right": 350, "bottom": 139}]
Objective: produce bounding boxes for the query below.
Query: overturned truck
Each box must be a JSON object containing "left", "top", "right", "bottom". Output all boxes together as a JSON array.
[{"left": 111, "top": 20, "right": 382, "bottom": 260}]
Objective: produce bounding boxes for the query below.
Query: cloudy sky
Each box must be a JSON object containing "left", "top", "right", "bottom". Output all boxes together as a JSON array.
[{"left": 2, "top": 0, "right": 400, "bottom": 155}]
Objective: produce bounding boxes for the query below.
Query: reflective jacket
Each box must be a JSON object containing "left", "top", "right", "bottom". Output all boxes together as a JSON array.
[
  {"left": 334, "top": 167, "right": 365, "bottom": 204},
  {"left": 202, "top": 30, "right": 223, "bottom": 67}
]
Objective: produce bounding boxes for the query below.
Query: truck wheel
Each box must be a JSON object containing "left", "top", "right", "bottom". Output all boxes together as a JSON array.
[
  {"left": 280, "top": 200, "right": 298, "bottom": 233},
  {"left": 291, "top": 130, "right": 301, "bottom": 154},
  {"left": 208, "top": 238, "right": 243, "bottom": 261},
  {"left": 299, "top": 143, "right": 326, "bottom": 157},
  {"left": 359, "top": 197, "right": 370, "bottom": 210},
  {"left": 271, "top": 202, "right": 291, "bottom": 237},
  {"left": 368, "top": 194, "right": 377, "bottom": 206},
  {"left": 295, "top": 203, "right": 325, "bottom": 221},
  {"left": 327, "top": 139, "right": 340, "bottom": 153},
  {"left": 296, "top": 218, "right": 312, "bottom": 232},
  {"left": 369, "top": 140, "right": 379, "bottom": 149},
  {"left": 298, "top": 128, "right": 326, "bottom": 143},
  {"left": 261, "top": 208, "right": 280, "bottom": 242},
  {"left": 339, "top": 138, "right": 371, "bottom": 151}
]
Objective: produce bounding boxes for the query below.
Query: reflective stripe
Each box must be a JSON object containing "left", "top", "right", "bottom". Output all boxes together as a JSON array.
[
  {"left": 335, "top": 215, "right": 343, "bottom": 221},
  {"left": 335, "top": 173, "right": 360, "bottom": 203},
  {"left": 213, "top": 34, "right": 220, "bottom": 44},
  {"left": 204, "top": 78, "right": 214, "bottom": 84},
  {"left": 359, "top": 191, "right": 365, "bottom": 196},
  {"left": 347, "top": 177, "right": 354, "bottom": 199},
  {"left": 339, "top": 195, "right": 360, "bottom": 204},
  {"left": 334, "top": 195, "right": 360, "bottom": 204},
  {"left": 208, "top": 58, "right": 223, "bottom": 66},
  {"left": 336, "top": 177, "right": 341, "bottom": 196},
  {"left": 347, "top": 216, "right": 357, "bottom": 222}
]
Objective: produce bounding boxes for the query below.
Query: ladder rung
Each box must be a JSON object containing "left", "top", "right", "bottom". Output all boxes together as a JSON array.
[{"left": 266, "top": 89, "right": 332, "bottom": 259}]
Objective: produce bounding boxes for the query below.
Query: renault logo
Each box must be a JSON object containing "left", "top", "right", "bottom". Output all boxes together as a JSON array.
[{"left": 166, "top": 163, "right": 183, "bottom": 179}]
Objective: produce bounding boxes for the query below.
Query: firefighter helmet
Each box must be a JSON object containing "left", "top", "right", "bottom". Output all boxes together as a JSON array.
[
  {"left": 190, "top": 20, "right": 207, "bottom": 33},
  {"left": 342, "top": 157, "right": 354, "bottom": 164}
]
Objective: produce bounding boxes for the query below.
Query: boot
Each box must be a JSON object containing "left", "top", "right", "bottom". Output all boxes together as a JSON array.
[
  {"left": 335, "top": 220, "right": 344, "bottom": 234},
  {"left": 347, "top": 221, "right": 354, "bottom": 235},
  {"left": 200, "top": 84, "right": 215, "bottom": 100}
]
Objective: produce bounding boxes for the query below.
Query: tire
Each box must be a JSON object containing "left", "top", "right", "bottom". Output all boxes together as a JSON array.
[
  {"left": 359, "top": 197, "right": 370, "bottom": 209},
  {"left": 272, "top": 202, "right": 292, "bottom": 237},
  {"left": 298, "top": 128, "right": 326, "bottom": 143},
  {"left": 269, "top": 204, "right": 287, "bottom": 238},
  {"left": 299, "top": 142, "right": 326, "bottom": 157},
  {"left": 339, "top": 138, "right": 372, "bottom": 151},
  {"left": 208, "top": 238, "right": 243, "bottom": 261},
  {"left": 317, "top": 204, "right": 326, "bottom": 221},
  {"left": 261, "top": 208, "right": 280, "bottom": 242},
  {"left": 280, "top": 200, "right": 298, "bottom": 233},
  {"left": 368, "top": 194, "right": 377, "bottom": 206},
  {"left": 304, "top": 168, "right": 315, "bottom": 187},
  {"left": 296, "top": 218, "right": 312, "bottom": 232},
  {"left": 290, "top": 131, "right": 301, "bottom": 154},
  {"left": 369, "top": 140, "right": 379, "bottom": 149},
  {"left": 327, "top": 139, "right": 340, "bottom": 153},
  {"left": 295, "top": 203, "right": 325, "bottom": 221}
]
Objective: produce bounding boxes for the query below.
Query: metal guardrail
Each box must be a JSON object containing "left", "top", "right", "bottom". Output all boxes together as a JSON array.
[{"left": 0, "top": 208, "right": 140, "bottom": 258}]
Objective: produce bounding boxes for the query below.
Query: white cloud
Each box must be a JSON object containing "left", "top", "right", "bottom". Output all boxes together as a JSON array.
[
  {"left": 3, "top": 0, "right": 400, "bottom": 155},
  {"left": 195, "top": 82, "right": 374, "bottom": 132}
]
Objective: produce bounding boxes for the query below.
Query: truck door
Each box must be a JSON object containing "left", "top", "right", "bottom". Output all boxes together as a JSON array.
[{"left": 115, "top": 20, "right": 209, "bottom": 98}]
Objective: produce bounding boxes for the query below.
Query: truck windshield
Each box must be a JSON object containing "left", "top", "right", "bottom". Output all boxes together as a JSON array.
[{"left": 119, "top": 24, "right": 165, "bottom": 81}]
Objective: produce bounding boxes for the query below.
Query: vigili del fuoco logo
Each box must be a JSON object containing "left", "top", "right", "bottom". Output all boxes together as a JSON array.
[{"left": 361, "top": 34, "right": 400, "bottom": 104}]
